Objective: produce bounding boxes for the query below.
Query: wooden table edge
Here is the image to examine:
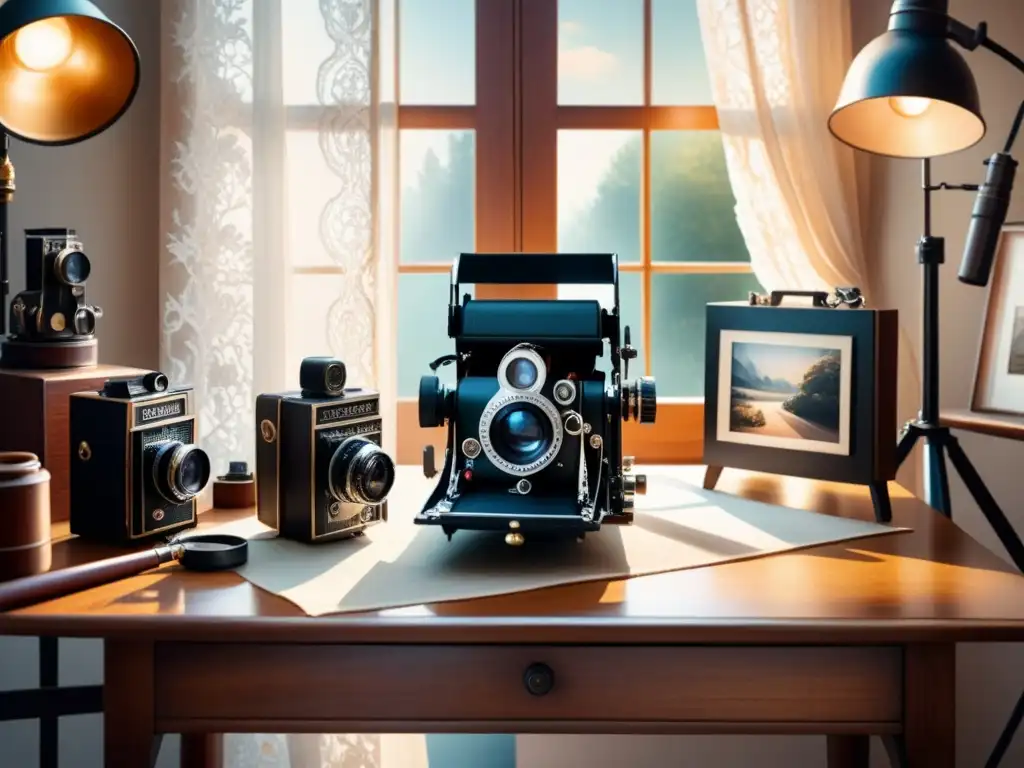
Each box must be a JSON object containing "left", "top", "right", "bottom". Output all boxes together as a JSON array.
[{"left": 4, "top": 615, "right": 1024, "bottom": 643}]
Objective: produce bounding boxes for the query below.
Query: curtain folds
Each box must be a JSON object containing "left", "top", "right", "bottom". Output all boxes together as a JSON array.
[
  {"left": 158, "top": 0, "right": 408, "bottom": 765},
  {"left": 696, "top": 0, "right": 921, "bottom": 449},
  {"left": 695, "top": 0, "right": 871, "bottom": 295}
]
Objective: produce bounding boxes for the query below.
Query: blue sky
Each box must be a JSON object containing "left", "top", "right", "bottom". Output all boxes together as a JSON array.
[{"left": 397, "top": 0, "right": 711, "bottom": 106}]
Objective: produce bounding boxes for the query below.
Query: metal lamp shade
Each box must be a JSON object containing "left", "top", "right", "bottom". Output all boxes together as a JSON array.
[
  {"left": 0, "top": 0, "right": 139, "bottom": 145},
  {"left": 828, "top": 29, "right": 985, "bottom": 158}
]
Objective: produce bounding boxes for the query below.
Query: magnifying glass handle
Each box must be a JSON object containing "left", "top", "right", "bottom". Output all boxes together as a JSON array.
[{"left": 0, "top": 545, "right": 176, "bottom": 613}]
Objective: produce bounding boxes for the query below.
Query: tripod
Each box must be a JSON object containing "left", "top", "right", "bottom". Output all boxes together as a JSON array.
[{"left": 895, "top": 158, "right": 1024, "bottom": 767}]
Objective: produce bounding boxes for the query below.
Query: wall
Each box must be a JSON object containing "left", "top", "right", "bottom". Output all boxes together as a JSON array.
[
  {"left": 0, "top": 0, "right": 168, "bottom": 765},
  {"left": 2, "top": 1, "right": 1023, "bottom": 767},
  {"left": 863, "top": 0, "right": 1024, "bottom": 766},
  {"left": 522, "top": 0, "right": 1024, "bottom": 766}
]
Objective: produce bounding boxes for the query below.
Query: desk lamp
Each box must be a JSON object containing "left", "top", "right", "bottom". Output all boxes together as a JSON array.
[
  {"left": 0, "top": 0, "right": 140, "bottom": 356},
  {"left": 829, "top": 1, "right": 1024, "bottom": 764}
]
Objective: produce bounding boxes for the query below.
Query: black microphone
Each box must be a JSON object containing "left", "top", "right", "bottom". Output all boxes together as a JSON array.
[{"left": 958, "top": 152, "right": 1018, "bottom": 287}]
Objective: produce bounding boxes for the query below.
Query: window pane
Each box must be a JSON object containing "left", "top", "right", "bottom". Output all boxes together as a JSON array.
[
  {"left": 401, "top": 130, "right": 475, "bottom": 264},
  {"left": 287, "top": 273, "right": 352, "bottom": 387},
  {"left": 557, "top": 272, "right": 644, "bottom": 377},
  {"left": 400, "top": 0, "right": 475, "bottom": 105},
  {"left": 282, "top": 0, "right": 336, "bottom": 105},
  {"left": 557, "top": 130, "right": 641, "bottom": 263},
  {"left": 558, "top": 0, "right": 643, "bottom": 105},
  {"left": 651, "top": 272, "right": 764, "bottom": 397},
  {"left": 398, "top": 274, "right": 474, "bottom": 397},
  {"left": 287, "top": 130, "right": 376, "bottom": 268},
  {"left": 651, "top": 0, "right": 713, "bottom": 105},
  {"left": 650, "top": 131, "right": 748, "bottom": 262}
]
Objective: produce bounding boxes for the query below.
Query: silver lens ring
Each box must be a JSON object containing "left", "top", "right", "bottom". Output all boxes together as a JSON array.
[
  {"left": 328, "top": 437, "right": 381, "bottom": 506},
  {"left": 478, "top": 390, "right": 563, "bottom": 477},
  {"left": 496, "top": 344, "right": 547, "bottom": 394},
  {"left": 552, "top": 379, "right": 576, "bottom": 406}
]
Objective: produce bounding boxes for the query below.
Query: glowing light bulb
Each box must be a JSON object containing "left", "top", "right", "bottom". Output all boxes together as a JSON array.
[
  {"left": 888, "top": 96, "right": 932, "bottom": 118},
  {"left": 14, "top": 18, "right": 73, "bottom": 72}
]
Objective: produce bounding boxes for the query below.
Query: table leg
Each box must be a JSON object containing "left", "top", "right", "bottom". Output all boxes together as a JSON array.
[
  {"left": 104, "top": 641, "right": 163, "bottom": 768},
  {"left": 826, "top": 735, "right": 869, "bottom": 767},
  {"left": 904, "top": 644, "right": 955, "bottom": 768},
  {"left": 181, "top": 734, "right": 223, "bottom": 768}
]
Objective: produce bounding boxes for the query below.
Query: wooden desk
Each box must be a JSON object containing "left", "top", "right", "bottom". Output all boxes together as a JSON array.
[{"left": 4, "top": 466, "right": 1024, "bottom": 768}]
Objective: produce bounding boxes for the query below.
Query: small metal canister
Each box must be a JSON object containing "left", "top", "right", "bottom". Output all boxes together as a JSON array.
[{"left": 0, "top": 452, "right": 52, "bottom": 582}]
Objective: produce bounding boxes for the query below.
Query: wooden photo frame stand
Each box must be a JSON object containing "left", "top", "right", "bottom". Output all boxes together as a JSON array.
[{"left": 702, "top": 295, "right": 899, "bottom": 525}]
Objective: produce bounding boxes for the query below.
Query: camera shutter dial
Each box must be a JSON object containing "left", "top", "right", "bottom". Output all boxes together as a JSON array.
[{"left": 552, "top": 379, "right": 576, "bottom": 405}]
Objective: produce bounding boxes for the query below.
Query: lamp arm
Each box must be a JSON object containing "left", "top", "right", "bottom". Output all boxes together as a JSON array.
[{"left": 946, "top": 19, "right": 1024, "bottom": 75}]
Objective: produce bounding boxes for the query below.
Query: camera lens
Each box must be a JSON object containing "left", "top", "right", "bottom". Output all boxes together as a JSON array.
[
  {"left": 492, "top": 403, "right": 552, "bottom": 465},
  {"left": 54, "top": 249, "right": 91, "bottom": 286},
  {"left": 418, "top": 375, "right": 450, "bottom": 428},
  {"left": 149, "top": 442, "right": 211, "bottom": 504},
  {"left": 328, "top": 437, "right": 396, "bottom": 506},
  {"left": 323, "top": 362, "right": 346, "bottom": 393},
  {"left": 505, "top": 357, "right": 538, "bottom": 390},
  {"left": 299, "top": 357, "right": 347, "bottom": 397}
]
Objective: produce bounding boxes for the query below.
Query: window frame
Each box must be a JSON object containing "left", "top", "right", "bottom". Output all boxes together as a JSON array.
[{"left": 281, "top": 0, "right": 753, "bottom": 465}]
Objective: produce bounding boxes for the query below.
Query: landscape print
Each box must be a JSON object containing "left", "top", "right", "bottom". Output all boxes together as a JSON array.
[{"left": 717, "top": 331, "right": 852, "bottom": 456}]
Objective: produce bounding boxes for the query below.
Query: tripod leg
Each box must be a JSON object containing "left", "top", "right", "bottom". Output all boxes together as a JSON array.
[
  {"left": 868, "top": 481, "right": 892, "bottom": 524},
  {"left": 923, "top": 438, "right": 952, "bottom": 517},
  {"left": 986, "top": 687, "right": 1024, "bottom": 768},
  {"left": 945, "top": 436, "right": 1024, "bottom": 574},
  {"left": 895, "top": 426, "right": 919, "bottom": 470}
]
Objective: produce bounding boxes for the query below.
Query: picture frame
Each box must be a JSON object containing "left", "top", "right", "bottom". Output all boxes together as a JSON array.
[
  {"left": 702, "top": 298, "right": 899, "bottom": 522},
  {"left": 971, "top": 225, "right": 1024, "bottom": 417}
]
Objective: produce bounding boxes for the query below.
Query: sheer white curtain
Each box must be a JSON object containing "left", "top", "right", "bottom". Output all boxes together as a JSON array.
[
  {"left": 695, "top": 0, "right": 871, "bottom": 293},
  {"left": 696, "top": 0, "right": 920, "bottom": 445},
  {"left": 158, "top": 0, "right": 412, "bottom": 765}
]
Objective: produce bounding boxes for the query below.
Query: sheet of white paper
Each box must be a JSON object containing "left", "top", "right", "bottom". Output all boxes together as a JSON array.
[{"left": 207, "top": 472, "right": 908, "bottom": 616}]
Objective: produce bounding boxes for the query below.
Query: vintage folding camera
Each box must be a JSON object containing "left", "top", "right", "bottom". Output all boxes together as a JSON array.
[
  {"left": 69, "top": 372, "right": 211, "bottom": 544},
  {"left": 255, "top": 356, "right": 396, "bottom": 543},
  {"left": 8, "top": 228, "right": 103, "bottom": 342},
  {"left": 416, "top": 253, "right": 656, "bottom": 544}
]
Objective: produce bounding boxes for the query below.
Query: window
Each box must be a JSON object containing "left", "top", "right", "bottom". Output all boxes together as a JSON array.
[{"left": 404, "top": 0, "right": 763, "bottom": 463}]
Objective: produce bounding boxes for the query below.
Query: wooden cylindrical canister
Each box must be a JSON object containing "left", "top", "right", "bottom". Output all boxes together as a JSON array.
[{"left": 0, "top": 452, "right": 52, "bottom": 582}]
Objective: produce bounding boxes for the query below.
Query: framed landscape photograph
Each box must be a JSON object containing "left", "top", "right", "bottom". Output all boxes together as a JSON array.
[
  {"left": 717, "top": 330, "right": 853, "bottom": 456},
  {"left": 704, "top": 301, "right": 898, "bottom": 490},
  {"left": 972, "top": 226, "right": 1024, "bottom": 416}
]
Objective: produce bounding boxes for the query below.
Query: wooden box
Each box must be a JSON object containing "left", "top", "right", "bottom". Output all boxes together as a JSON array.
[{"left": 0, "top": 365, "right": 146, "bottom": 522}]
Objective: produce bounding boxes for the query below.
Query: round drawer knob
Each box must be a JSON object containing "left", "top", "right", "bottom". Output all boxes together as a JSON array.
[{"left": 523, "top": 663, "right": 555, "bottom": 696}]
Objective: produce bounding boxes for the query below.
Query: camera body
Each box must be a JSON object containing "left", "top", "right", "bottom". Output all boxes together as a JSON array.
[
  {"left": 8, "top": 228, "right": 103, "bottom": 342},
  {"left": 69, "top": 372, "right": 211, "bottom": 544},
  {"left": 417, "top": 253, "right": 656, "bottom": 543},
  {"left": 255, "top": 357, "right": 396, "bottom": 543}
]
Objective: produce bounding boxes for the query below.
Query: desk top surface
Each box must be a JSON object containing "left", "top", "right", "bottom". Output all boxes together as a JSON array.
[{"left": 3, "top": 466, "right": 1024, "bottom": 645}]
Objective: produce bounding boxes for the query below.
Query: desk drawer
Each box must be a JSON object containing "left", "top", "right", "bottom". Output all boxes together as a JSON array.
[{"left": 156, "top": 644, "right": 901, "bottom": 729}]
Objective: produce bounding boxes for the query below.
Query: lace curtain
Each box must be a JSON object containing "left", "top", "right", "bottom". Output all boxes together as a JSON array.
[
  {"left": 695, "top": 0, "right": 871, "bottom": 293},
  {"left": 695, "top": 0, "right": 921, "bottom": 447},
  {"left": 158, "top": 0, "right": 410, "bottom": 765}
]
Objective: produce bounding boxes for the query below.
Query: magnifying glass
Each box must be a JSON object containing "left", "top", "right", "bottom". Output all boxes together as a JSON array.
[{"left": 0, "top": 533, "right": 248, "bottom": 613}]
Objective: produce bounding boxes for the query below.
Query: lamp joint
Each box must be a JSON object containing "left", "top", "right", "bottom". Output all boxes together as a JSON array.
[{"left": 917, "top": 236, "right": 945, "bottom": 266}]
